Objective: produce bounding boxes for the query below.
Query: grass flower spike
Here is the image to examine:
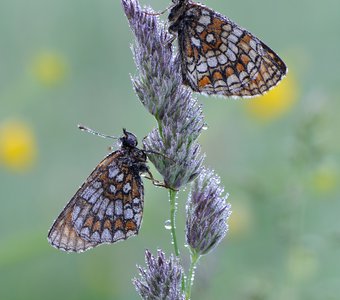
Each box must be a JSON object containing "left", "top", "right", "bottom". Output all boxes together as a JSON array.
[
  {"left": 133, "top": 249, "right": 185, "bottom": 300},
  {"left": 186, "top": 168, "right": 231, "bottom": 256},
  {"left": 122, "top": 0, "right": 204, "bottom": 191}
]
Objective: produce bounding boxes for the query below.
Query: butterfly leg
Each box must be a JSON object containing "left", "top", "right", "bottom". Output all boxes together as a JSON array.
[
  {"left": 143, "top": 169, "right": 178, "bottom": 191},
  {"left": 164, "top": 34, "right": 176, "bottom": 46},
  {"left": 143, "top": 149, "right": 176, "bottom": 164}
]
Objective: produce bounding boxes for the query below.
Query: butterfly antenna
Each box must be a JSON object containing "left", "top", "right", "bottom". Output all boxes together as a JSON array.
[
  {"left": 78, "top": 124, "right": 118, "bottom": 140},
  {"left": 144, "top": 4, "right": 173, "bottom": 16}
]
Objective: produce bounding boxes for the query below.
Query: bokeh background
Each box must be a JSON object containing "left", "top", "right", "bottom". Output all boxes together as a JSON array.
[{"left": 1, "top": 0, "right": 339, "bottom": 299}]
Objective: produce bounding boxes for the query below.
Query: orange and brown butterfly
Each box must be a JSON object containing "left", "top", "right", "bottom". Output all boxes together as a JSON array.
[
  {"left": 48, "top": 128, "right": 155, "bottom": 253},
  {"left": 168, "top": 0, "right": 287, "bottom": 97}
]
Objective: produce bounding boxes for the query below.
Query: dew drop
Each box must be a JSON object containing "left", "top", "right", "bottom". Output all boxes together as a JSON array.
[
  {"left": 164, "top": 220, "right": 172, "bottom": 230},
  {"left": 202, "top": 124, "right": 209, "bottom": 130}
]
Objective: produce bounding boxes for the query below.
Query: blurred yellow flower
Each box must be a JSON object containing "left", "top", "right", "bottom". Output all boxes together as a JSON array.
[
  {"left": 245, "top": 71, "right": 298, "bottom": 121},
  {"left": 0, "top": 120, "right": 37, "bottom": 172},
  {"left": 228, "top": 200, "right": 253, "bottom": 238},
  {"left": 31, "top": 51, "right": 67, "bottom": 86},
  {"left": 311, "top": 166, "right": 337, "bottom": 194}
]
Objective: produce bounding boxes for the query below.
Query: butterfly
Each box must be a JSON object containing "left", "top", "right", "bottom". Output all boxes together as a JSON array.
[
  {"left": 47, "top": 128, "right": 159, "bottom": 252},
  {"left": 168, "top": 0, "right": 287, "bottom": 97}
]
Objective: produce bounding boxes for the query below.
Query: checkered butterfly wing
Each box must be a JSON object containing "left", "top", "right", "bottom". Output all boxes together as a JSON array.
[
  {"left": 47, "top": 200, "right": 98, "bottom": 252},
  {"left": 48, "top": 150, "right": 144, "bottom": 253},
  {"left": 176, "top": 3, "right": 287, "bottom": 97}
]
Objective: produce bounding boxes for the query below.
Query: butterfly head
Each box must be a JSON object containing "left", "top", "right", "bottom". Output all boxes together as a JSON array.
[{"left": 120, "top": 129, "right": 138, "bottom": 148}]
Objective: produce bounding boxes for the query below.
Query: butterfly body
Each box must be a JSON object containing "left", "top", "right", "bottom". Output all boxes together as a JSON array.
[
  {"left": 48, "top": 130, "right": 147, "bottom": 252},
  {"left": 169, "top": 0, "right": 287, "bottom": 97}
]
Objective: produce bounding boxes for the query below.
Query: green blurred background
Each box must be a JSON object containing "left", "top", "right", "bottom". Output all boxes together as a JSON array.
[{"left": 1, "top": 0, "right": 339, "bottom": 299}]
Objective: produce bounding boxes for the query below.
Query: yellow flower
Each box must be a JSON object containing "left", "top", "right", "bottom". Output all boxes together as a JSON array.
[
  {"left": 311, "top": 166, "right": 337, "bottom": 194},
  {"left": 31, "top": 51, "right": 67, "bottom": 86},
  {"left": 245, "top": 70, "right": 298, "bottom": 121},
  {"left": 228, "top": 200, "right": 252, "bottom": 238},
  {"left": 0, "top": 120, "right": 37, "bottom": 172}
]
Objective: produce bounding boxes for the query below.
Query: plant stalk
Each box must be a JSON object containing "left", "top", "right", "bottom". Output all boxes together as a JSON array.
[
  {"left": 169, "top": 189, "right": 186, "bottom": 291},
  {"left": 169, "top": 189, "right": 179, "bottom": 257},
  {"left": 185, "top": 250, "right": 200, "bottom": 300}
]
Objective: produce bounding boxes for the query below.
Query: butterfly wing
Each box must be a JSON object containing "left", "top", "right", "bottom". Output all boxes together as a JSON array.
[
  {"left": 48, "top": 150, "right": 144, "bottom": 252},
  {"left": 177, "top": 3, "right": 287, "bottom": 97},
  {"left": 47, "top": 200, "right": 98, "bottom": 252}
]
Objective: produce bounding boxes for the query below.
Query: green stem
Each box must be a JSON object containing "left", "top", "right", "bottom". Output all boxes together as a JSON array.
[
  {"left": 169, "top": 189, "right": 186, "bottom": 292},
  {"left": 185, "top": 250, "right": 200, "bottom": 300},
  {"left": 169, "top": 189, "right": 179, "bottom": 257}
]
